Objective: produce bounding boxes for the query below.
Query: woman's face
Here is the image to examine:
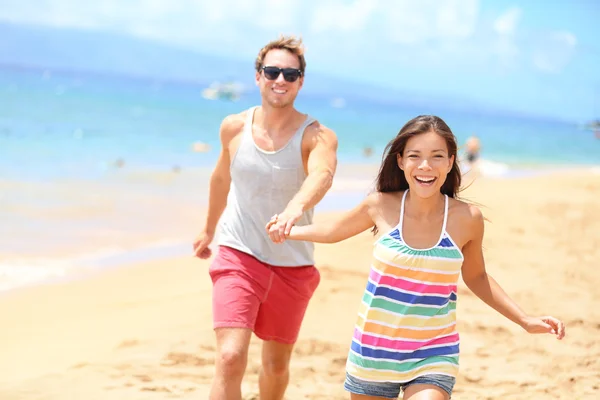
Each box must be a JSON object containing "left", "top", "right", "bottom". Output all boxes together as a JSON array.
[{"left": 397, "top": 130, "right": 454, "bottom": 198}]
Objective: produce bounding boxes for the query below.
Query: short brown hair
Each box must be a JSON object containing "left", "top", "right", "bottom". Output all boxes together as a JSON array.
[{"left": 255, "top": 35, "right": 306, "bottom": 74}]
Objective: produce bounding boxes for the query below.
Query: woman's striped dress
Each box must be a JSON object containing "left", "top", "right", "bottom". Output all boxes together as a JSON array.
[{"left": 346, "top": 190, "right": 464, "bottom": 383}]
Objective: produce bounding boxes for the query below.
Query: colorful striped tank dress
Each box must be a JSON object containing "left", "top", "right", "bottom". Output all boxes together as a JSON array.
[{"left": 346, "top": 190, "right": 464, "bottom": 383}]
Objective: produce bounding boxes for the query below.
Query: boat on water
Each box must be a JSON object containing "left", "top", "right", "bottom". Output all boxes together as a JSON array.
[{"left": 202, "top": 81, "right": 243, "bottom": 102}]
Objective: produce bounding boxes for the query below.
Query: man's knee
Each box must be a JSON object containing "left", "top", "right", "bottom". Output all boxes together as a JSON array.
[
  {"left": 261, "top": 341, "right": 294, "bottom": 378},
  {"left": 262, "top": 357, "right": 290, "bottom": 378},
  {"left": 214, "top": 328, "right": 252, "bottom": 380},
  {"left": 216, "top": 346, "right": 248, "bottom": 378}
]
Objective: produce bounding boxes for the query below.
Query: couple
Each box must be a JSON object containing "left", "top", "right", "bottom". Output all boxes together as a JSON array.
[{"left": 192, "top": 36, "right": 565, "bottom": 400}]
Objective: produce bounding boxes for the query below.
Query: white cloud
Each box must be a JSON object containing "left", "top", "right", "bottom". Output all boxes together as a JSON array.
[
  {"left": 531, "top": 31, "right": 578, "bottom": 73},
  {"left": 435, "top": 0, "right": 480, "bottom": 38},
  {"left": 300, "top": 0, "right": 481, "bottom": 73},
  {"left": 0, "top": 0, "right": 579, "bottom": 75},
  {"left": 378, "top": 0, "right": 479, "bottom": 45},
  {"left": 488, "top": 7, "right": 523, "bottom": 70},
  {"left": 310, "top": 0, "right": 377, "bottom": 33},
  {"left": 0, "top": 0, "right": 479, "bottom": 46},
  {"left": 0, "top": 0, "right": 301, "bottom": 41},
  {"left": 493, "top": 6, "right": 521, "bottom": 36}
]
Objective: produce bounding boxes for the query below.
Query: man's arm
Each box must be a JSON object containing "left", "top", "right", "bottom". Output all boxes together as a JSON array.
[
  {"left": 268, "top": 123, "right": 338, "bottom": 243},
  {"left": 287, "top": 123, "right": 338, "bottom": 213},
  {"left": 203, "top": 114, "right": 244, "bottom": 234},
  {"left": 193, "top": 114, "right": 243, "bottom": 258}
]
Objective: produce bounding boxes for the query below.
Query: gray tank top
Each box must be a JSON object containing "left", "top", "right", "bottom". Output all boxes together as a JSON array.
[{"left": 217, "top": 106, "right": 316, "bottom": 266}]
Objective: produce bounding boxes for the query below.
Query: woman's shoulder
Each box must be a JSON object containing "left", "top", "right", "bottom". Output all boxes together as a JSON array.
[
  {"left": 448, "top": 197, "right": 485, "bottom": 226},
  {"left": 447, "top": 197, "right": 486, "bottom": 245},
  {"left": 367, "top": 190, "right": 405, "bottom": 206}
]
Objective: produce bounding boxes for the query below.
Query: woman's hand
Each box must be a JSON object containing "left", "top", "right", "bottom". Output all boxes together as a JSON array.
[{"left": 521, "top": 315, "right": 566, "bottom": 340}]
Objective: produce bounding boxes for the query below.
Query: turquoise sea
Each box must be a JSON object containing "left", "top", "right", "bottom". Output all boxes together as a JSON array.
[{"left": 1, "top": 66, "right": 599, "bottom": 292}]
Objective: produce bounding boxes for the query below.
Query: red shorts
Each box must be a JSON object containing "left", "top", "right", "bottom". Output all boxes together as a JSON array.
[{"left": 209, "top": 246, "right": 320, "bottom": 344}]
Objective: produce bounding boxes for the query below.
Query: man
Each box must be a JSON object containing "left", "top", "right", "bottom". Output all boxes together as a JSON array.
[{"left": 193, "top": 35, "right": 338, "bottom": 400}]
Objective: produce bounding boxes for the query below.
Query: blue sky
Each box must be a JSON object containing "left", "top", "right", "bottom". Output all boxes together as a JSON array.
[{"left": 1, "top": 0, "right": 599, "bottom": 122}]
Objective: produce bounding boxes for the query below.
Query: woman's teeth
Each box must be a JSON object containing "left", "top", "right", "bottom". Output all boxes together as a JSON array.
[{"left": 415, "top": 176, "right": 436, "bottom": 184}]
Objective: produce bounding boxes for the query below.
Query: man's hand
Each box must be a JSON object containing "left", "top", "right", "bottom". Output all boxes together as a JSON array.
[
  {"left": 266, "top": 206, "right": 303, "bottom": 244},
  {"left": 193, "top": 230, "right": 215, "bottom": 259}
]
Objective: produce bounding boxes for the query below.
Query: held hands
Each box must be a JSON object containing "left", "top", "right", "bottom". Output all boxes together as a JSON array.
[
  {"left": 265, "top": 207, "right": 303, "bottom": 244},
  {"left": 193, "top": 230, "right": 214, "bottom": 259},
  {"left": 521, "top": 315, "right": 566, "bottom": 340}
]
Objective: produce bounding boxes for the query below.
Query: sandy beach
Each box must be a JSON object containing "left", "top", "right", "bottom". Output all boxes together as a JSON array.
[{"left": 1, "top": 169, "right": 599, "bottom": 400}]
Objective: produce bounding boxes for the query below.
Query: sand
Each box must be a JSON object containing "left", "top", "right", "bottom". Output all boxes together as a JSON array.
[{"left": 1, "top": 170, "right": 599, "bottom": 399}]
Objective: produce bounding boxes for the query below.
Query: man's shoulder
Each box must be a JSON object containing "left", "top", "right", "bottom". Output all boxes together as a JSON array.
[
  {"left": 302, "top": 118, "right": 338, "bottom": 145},
  {"left": 221, "top": 110, "right": 248, "bottom": 131},
  {"left": 219, "top": 109, "right": 251, "bottom": 141}
]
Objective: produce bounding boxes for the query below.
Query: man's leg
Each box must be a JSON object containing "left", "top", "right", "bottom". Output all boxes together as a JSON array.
[
  {"left": 210, "top": 328, "right": 253, "bottom": 400},
  {"left": 258, "top": 340, "right": 295, "bottom": 400},
  {"left": 209, "top": 246, "right": 270, "bottom": 400},
  {"left": 254, "top": 265, "right": 321, "bottom": 400}
]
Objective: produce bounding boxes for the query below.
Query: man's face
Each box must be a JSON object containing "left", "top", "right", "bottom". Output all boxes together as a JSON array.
[{"left": 255, "top": 49, "right": 303, "bottom": 109}]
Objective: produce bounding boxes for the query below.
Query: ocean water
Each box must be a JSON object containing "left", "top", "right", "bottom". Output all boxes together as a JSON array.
[{"left": 1, "top": 66, "right": 599, "bottom": 292}]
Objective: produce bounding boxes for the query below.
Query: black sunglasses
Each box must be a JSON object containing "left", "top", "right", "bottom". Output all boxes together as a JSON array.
[{"left": 261, "top": 66, "right": 302, "bottom": 83}]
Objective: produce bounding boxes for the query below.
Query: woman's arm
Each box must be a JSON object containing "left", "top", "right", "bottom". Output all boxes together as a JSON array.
[
  {"left": 267, "top": 195, "right": 375, "bottom": 244},
  {"left": 461, "top": 205, "right": 565, "bottom": 339}
]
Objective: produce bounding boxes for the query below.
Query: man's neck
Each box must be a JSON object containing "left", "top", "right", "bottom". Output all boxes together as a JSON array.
[{"left": 257, "top": 103, "right": 299, "bottom": 134}]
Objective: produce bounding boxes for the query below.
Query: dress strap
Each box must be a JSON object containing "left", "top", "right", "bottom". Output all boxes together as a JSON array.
[
  {"left": 399, "top": 190, "right": 409, "bottom": 231},
  {"left": 441, "top": 194, "right": 449, "bottom": 234}
]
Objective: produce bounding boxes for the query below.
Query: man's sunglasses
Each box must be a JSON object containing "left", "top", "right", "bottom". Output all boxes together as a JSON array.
[{"left": 261, "top": 66, "right": 303, "bottom": 83}]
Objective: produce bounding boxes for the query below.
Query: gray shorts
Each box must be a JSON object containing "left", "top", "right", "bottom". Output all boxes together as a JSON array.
[{"left": 344, "top": 373, "right": 455, "bottom": 399}]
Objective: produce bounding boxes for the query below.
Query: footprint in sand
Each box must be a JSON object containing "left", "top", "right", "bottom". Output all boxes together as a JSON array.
[
  {"left": 463, "top": 374, "right": 483, "bottom": 384},
  {"left": 475, "top": 347, "right": 491, "bottom": 358},
  {"left": 472, "top": 323, "right": 511, "bottom": 338},
  {"left": 319, "top": 265, "right": 367, "bottom": 279},
  {"left": 116, "top": 339, "right": 140, "bottom": 349},
  {"left": 293, "top": 338, "right": 342, "bottom": 356},
  {"left": 133, "top": 374, "right": 153, "bottom": 383},
  {"left": 331, "top": 357, "right": 347, "bottom": 366},
  {"left": 519, "top": 381, "right": 535, "bottom": 388},
  {"left": 161, "top": 352, "right": 213, "bottom": 367},
  {"left": 140, "top": 385, "right": 171, "bottom": 393}
]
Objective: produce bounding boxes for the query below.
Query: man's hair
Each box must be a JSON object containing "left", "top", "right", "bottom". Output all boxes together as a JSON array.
[{"left": 255, "top": 35, "right": 306, "bottom": 74}]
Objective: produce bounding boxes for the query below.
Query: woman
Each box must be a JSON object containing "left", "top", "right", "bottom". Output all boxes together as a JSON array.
[{"left": 266, "top": 115, "right": 565, "bottom": 400}]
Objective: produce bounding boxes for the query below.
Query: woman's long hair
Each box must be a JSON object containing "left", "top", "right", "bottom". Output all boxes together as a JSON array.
[{"left": 372, "top": 115, "right": 462, "bottom": 234}]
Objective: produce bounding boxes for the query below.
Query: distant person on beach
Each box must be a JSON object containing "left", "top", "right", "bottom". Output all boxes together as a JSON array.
[
  {"left": 113, "top": 158, "right": 125, "bottom": 168},
  {"left": 463, "top": 135, "right": 481, "bottom": 167},
  {"left": 193, "top": 35, "right": 338, "bottom": 400},
  {"left": 267, "top": 115, "right": 565, "bottom": 399},
  {"left": 192, "top": 141, "right": 211, "bottom": 153}
]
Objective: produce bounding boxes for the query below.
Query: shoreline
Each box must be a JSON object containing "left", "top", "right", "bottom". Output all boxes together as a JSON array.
[
  {"left": 1, "top": 152, "right": 599, "bottom": 182},
  {"left": 1, "top": 165, "right": 600, "bottom": 295}
]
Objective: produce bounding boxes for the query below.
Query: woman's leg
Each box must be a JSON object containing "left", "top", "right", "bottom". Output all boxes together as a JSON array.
[
  {"left": 401, "top": 375, "right": 454, "bottom": 400},
  {"left": 351, "top": 394, "right": 394, "bottom": 400},
  {"left": 344, "top": 373, "right": 401, "bottom": 399},
  {"left": 402, "top": 384, "right": 449, "bottom": 400}
]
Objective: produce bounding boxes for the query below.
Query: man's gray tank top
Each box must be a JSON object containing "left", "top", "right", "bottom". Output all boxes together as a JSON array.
[{"left": 217, "top": 106, "right": 316, "bottom": 267}]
